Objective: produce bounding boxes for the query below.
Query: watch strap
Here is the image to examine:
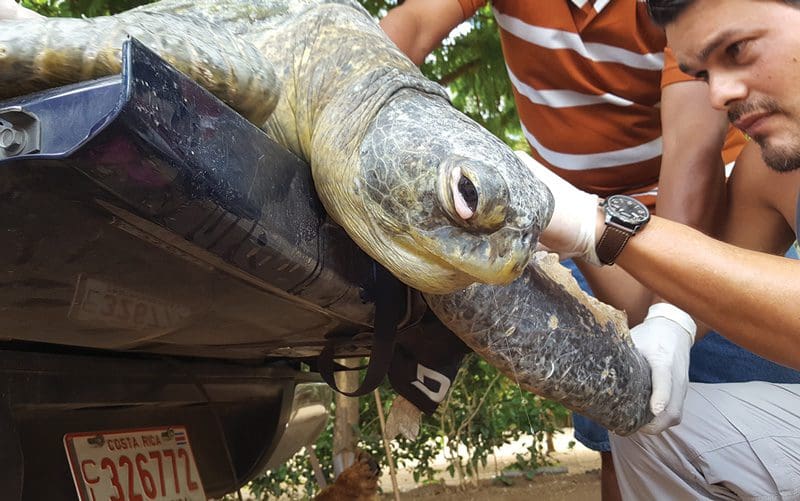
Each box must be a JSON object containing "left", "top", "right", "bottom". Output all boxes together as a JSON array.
[{"left": 596, "top": 225, "right": 632, "bottom": 265}]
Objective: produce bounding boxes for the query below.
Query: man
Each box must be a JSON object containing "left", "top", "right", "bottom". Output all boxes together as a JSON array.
[
  {"left": 524, "top": 0, "right": 800, "bottom": 496},
  {"left": 380, "top": 1, "right": 799, "bottom": 498}
]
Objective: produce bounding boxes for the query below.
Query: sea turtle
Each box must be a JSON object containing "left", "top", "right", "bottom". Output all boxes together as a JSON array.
[{"left": 0, "top": 0, "right": 652, "bottom": 433}]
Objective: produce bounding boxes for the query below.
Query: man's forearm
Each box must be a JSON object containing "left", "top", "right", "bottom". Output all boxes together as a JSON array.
[
  {"left": 656, "top": 155, "right": 727, "bottom": 234},
  {"left": 614, "top": 215, "right": 800, "bottom": 369},
  {"left": 658, "top": 80, "right": 730, "bottom": 235},
  {"left": 380, "top": 0, "right": 465, "bottom": 66},
  {"left": 652, "top": 80, "right": 732, "bottom": 334}
]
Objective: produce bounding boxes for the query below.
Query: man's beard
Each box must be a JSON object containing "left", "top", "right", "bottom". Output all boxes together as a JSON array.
[
  {"left": 729, "top": 97, "right": 800, "bottom": 172},
  {"left": 758, "top": 140, "right": 800, "bottom": 172}
]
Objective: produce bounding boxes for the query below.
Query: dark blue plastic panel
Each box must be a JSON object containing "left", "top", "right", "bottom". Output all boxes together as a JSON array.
[{"left": 0, "top": 39, "right": 415, "bottom": 358}]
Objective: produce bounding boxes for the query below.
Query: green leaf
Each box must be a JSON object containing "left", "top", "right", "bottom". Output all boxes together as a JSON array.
[{"left": 495, "top": 475, "right": 513, "bottom": 486}]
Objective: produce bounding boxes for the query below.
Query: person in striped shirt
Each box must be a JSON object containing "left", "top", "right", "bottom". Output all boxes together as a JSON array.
[{"left": 380, "top": 1, "right": 800, "bottom": 498}]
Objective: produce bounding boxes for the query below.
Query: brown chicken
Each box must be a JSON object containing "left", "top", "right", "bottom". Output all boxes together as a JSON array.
[{"left": 314, "top": 450, "right": 381, "bottom": 501}]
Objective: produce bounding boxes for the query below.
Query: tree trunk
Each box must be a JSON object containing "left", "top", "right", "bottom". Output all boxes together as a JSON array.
[
  {"left": 308, "top": 445, "right": 327, "bottom": 489},
  {"left": 546, "top": 431, "right": 555, "bottom": 456},
  {"left": 332, "top": 358, "right": 360, "bottom": 477}
]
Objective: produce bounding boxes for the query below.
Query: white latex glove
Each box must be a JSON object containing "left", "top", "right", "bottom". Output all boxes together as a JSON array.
[
  {"left": 0, "top": 0, "right": 42, "bottom": 19},
  {"left": 632, "top": 303, "right": 696, "bottom": 434},
  {"left": 514, "top": 151, "right": 601, "bottom": 264}
]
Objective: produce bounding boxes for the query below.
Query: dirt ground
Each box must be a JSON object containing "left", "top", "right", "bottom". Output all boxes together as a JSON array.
[
  {"left": 229, "top": 428, "right": 599, "bottom": 500},
  {"left": 384, "top": 472, "right": 600, "bottom": 501},
  {"left": 379, "top": 428, "right": 601, "bottom": 501}
]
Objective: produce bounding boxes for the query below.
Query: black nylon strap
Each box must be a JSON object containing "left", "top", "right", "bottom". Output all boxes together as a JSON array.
[
  {"left": 318, "top": 262, "right": 406, "bottom": 397},
  {"left": 387, "top": 309, "right": 471, "bottom": 414}
]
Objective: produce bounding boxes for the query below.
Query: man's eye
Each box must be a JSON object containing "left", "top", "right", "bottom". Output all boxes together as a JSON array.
[{"left": 726, "top": 40, "right": 747, "bottom": 60}]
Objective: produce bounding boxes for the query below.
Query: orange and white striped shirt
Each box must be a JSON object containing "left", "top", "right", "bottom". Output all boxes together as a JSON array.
[{"left": 457, "top": 0, "right": 744, "bottom": 207}]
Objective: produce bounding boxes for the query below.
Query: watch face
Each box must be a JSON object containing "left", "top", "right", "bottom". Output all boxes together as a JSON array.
[{"left": 606, "top": 195, "right": 650, "bottom": 225}]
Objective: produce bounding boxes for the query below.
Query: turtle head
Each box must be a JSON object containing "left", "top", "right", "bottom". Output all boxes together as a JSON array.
[
  {"left": 294, "top": 16, "right": 552, "bottom": 293},
  {"left": 352, "top": 90, "right": 554, "bottom": 294}
]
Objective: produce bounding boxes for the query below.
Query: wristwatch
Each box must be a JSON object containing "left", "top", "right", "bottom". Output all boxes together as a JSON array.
[{"left": 596, "top": 194, "right": 651, "bottom": 265}]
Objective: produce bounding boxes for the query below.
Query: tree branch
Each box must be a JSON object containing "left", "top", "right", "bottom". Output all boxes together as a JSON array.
[
  {"left": 437, "top": 58, "right": 482, "bottom": 87},
  {"left": 455, "top": 372, "right": 501, "bottom": 437}
]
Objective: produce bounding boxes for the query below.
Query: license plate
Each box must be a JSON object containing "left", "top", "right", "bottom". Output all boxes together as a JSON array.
[
  {"left": 64, "top": 426, "right": 206, "bottom": 501},
  {"left": 68, "top": 275, "right": 192, "bottom": 330}
]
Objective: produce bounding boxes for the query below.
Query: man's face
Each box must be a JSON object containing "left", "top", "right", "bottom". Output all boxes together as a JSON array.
[{"left": 667, "top": 0, "right": 800, "bottom": 171}]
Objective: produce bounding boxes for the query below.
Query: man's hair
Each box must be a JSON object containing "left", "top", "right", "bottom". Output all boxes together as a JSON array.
[
  {"left": 647, "top": 0, "right": 800, "bottom": 26},
  {"left": 646, "top": 0, "right": 692, "bottom": 26}
]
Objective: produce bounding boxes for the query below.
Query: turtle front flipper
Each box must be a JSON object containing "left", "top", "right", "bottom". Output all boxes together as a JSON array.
[
  {"left": 0, "top": 11, "right": 279, "bottom": 125},
  {"left": 425, "top": 252, "right": 653, "bottom": 435}
]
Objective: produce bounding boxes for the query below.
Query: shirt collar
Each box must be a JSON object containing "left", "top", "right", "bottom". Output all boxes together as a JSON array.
[{"left": 570, "top": 0, "right": 612, "bottom": 13}]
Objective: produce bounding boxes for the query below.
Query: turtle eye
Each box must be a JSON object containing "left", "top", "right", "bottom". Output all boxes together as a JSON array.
[
  {"left": 449, "top": 167, "right": 478, "bottom": 220},
  {"left": 441, "top": 160, "right": 509, "bottom": 232},
  {"left": 457, "top": 175, "right": 479, "bottom": 213}
]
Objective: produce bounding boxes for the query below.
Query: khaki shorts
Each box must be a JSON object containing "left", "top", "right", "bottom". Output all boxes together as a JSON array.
[{"left": 610, "top": 382, "right": 800, "bottom": 500}]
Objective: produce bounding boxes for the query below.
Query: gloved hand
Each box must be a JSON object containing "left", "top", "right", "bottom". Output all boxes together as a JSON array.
[
  {"left": 514, "top": 151, "right": 601, "bottom": 264},
  {"left": 0, "top": 0, "right": 43, "bottom": 19},
  {"left": 631, "top": 303, "right": 696, "bottom": 434}
]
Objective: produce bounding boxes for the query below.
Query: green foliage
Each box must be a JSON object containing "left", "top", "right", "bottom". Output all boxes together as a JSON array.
[
  {"left": 420, "top": 5, "right": 525, "bottom": 149},
  {"left": 358, "top": 0, "right": 397, "bottom": 18},
  {"left": 248, "top": 357, "right": 567, "bottom": 499},
  {"left": 21, "top": 0, "right": 152, "bottom": 17},
  {"left": 247, "top": 419, "right": 334, "bottom": 499},
  {"left": 361, "top": 1, "right": 526, "bottom": 148},
  {"left": 433, "top": 355, "right": 567, "bottom": 482}
]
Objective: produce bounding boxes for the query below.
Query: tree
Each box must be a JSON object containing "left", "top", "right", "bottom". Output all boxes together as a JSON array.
[
  {"left": 250, "top": 356, "right": 569, "bottom": 498},
  {"left": 21, "top": 0, "right": 151, "bottom": 16},
  {"left": 360, "top": 0, "right": 525, "bottom": 148}
]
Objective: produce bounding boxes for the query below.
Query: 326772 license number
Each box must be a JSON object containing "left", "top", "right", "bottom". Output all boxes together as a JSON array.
[{"left": 64, "top": 426, "right": 205, "bottom": 501}]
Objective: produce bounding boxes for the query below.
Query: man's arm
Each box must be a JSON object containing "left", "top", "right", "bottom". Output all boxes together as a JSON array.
[
  {"left": 647, "top": 79, "right": 733, "bottom": 335},
  {"left": 523, "top": 144, "right": 800, "bottom": 369},
  {"left": 379, "top": 0, "right": 466, "bottom": 66},
  {"left": 613, "top": 212, "right": 799, "bottom": 369},
  {"left": 658, "top": 80, "right": 730, "bottom": 234},
  {"left": 636, "top": 140, "right": 796, "bottom": 353},
  {"left": 623, "top": 144, "right": 797, "bottom": 368},
  {"left": 573, "top": 77, "right": 733, "bottom": 327}
]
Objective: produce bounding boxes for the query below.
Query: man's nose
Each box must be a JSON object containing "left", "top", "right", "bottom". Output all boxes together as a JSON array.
[{"left": 708, "top": 72, "right": 748, "bottom": 110}]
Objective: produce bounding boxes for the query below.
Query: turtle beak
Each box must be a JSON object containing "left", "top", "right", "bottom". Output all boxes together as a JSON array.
[
  {"left": 465, "top": 227, "right": 535, "bottom": 285},
  {"left": 418, "top": 225, "right": 536, "bottom": 287}
]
